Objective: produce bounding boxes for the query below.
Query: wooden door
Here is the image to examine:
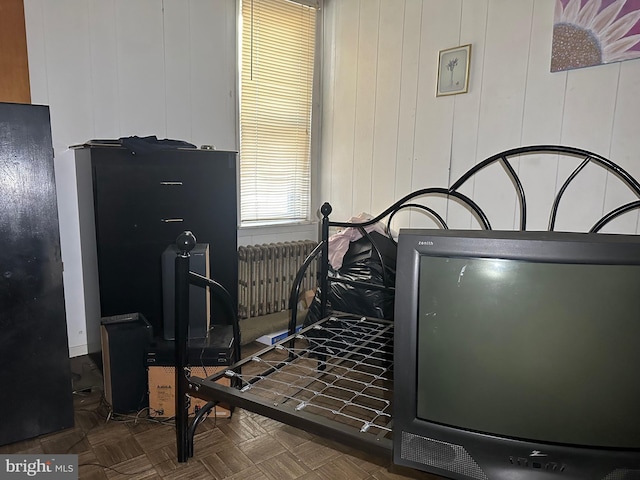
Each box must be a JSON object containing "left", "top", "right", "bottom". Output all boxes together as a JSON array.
[{"left": 0, "top": 0, "right": 31, "bottom": 103}]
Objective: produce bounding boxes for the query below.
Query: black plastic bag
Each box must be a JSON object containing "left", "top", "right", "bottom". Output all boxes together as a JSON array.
[{"left": 304, "top": 230, "right": 397, "bottom": 328}]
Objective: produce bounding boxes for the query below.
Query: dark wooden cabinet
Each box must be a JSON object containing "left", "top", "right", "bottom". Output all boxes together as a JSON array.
[
  {"left": 74, "top": 145, "right": 237, "bottom": 339},
  {"left": 0, "top": 102, "right": 74, "bottom": 445}
]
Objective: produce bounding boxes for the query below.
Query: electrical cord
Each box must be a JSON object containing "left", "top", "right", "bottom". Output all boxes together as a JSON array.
[{"left": 66, "top": 394, "right": 221, "bottom": 476}]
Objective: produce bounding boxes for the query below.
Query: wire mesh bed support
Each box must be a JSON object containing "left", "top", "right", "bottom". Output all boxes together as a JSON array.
[
  {"left": 173, "top": 145, "right": 640, "bottom": 463},
  {"left": 190, "top": 313, "right": 395, "bottom": 455}
]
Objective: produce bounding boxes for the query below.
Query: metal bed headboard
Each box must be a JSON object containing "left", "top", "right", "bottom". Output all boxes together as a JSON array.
[{"left": 287, "top": 144, "right": 640, "bottom": 337}]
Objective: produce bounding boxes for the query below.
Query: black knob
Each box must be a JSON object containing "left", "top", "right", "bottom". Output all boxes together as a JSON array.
[{"left": 176, "top": 231, "right": 196, "bottom": 254}]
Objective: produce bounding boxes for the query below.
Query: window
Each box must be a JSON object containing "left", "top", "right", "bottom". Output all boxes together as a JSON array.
[{"left": 239, "top": 0, "right": 318, "bottom": 226}]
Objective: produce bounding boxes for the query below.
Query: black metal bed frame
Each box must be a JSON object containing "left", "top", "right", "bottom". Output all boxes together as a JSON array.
[{"left": 171, "top": 145, "right": 640, "bottom": 463}]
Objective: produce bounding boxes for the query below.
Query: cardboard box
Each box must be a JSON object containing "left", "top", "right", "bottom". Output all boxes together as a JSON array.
[
  {"left": 297, "top": 289, "right": 316, "bottom": 310},
  {"left": 148, "top": 365, "right": 231, "bottom": 418}
]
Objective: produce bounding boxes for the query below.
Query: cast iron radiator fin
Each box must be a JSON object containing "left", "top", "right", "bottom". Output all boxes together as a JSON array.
[{"left": 238, "top": 240, "right": 318, "bottom": 319}]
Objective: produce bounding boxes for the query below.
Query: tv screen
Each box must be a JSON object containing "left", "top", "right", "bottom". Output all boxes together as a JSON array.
[{"left": 393, "top": 229, "right": 640, "bottom": 480}]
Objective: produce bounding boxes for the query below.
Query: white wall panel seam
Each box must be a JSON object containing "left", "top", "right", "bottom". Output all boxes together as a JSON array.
[
  {"left": 349, "top": 0, "right": 362, "bottom": 212},
  {"left": 601, "top": 64, "right": 623, "bottom": 220}
]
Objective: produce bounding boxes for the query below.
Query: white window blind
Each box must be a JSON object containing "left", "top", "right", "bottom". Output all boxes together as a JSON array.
[{"left": 240, "top": 0, "right": 317, "bottom": 225}]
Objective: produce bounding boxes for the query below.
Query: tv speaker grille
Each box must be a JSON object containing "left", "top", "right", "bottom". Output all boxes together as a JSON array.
[
  {"left": 602, "top": 469, "right": 640, "bottom": 480},
  {"left": 400, "top": 431, "right": 488, "bottom": 480}
]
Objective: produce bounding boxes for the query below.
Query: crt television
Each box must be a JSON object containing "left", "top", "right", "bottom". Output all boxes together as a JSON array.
[{"left": 393, "top": 229, "right": 640, "bottom": 480}]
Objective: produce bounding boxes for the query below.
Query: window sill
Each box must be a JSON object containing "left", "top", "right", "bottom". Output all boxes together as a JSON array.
[{"left": 238, "top": 221, "right": 319, "bottom": 246}]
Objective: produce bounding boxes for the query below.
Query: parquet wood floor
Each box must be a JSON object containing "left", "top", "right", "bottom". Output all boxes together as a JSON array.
[{"left": 0, "top": 347, "right": 444, "bottom": 480}]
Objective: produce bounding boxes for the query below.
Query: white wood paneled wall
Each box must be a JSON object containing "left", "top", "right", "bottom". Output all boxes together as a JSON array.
[
  {"left": 319, "top": 0, "right": 640, "bottom": 235},
  {"left": 24, "top": 0, "right": 237, "bottom": 154}
]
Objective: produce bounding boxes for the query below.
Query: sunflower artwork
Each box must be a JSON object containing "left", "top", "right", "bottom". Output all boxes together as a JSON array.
[{"left": 551, "top": 0, "right": 640, "bottom": 72}]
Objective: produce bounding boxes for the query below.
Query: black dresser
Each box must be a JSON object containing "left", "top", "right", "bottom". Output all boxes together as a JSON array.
[{"left": 74, "top": 144, "right": 238, "bottom": 340}]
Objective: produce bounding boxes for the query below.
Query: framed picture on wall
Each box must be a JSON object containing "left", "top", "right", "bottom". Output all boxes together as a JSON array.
[{"left": 436, "top": 44, "right": 471, "bottom": 97}]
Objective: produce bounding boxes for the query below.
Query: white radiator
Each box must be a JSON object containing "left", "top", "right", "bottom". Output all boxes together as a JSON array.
[{"left": 238, "top": 240, "right": 318, "bottom": 319}]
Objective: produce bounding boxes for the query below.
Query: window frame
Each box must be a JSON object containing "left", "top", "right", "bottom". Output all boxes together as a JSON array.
[{"left": 237, "top": 0, "right": 323, "bottom": 229}]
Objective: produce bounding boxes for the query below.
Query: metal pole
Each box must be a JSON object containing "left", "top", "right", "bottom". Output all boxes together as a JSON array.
[
  {"left": 175, "top": 231, "right": 196, "bottom": 462},
  {"left": 319, "top": 203, "right": 332, "bottom": 318}
]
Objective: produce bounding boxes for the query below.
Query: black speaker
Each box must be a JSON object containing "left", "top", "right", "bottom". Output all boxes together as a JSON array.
[
  {"left": 399, "top": 431, "right": 488, "bottom": 480},
  {"left": 100, "top": 313, "right": 153, "bottom": 414},
  {"left": 162, "top": 243, "right": 210, "bottom": 341}
]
